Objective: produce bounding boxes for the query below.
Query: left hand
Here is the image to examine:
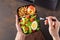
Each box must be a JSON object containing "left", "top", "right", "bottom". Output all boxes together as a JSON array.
[{"left": 15, "top": 15, "right": 25, "bottom": 40}]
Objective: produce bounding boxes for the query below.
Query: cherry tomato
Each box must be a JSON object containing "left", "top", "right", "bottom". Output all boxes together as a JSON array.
[
  {"left": 20, "top": 19, "right": 23, "bottom": 22},
  {"left": 30, "top": 18, "right": 34, "bottom": 22},
  {"left": 26, "top": 15, "right": 30, "bottom": 18},
  {"left": 32, "top": 30, "right": 35, "bottom": 32},
  {"left": 25, "top": 27, "right": 29, "bottom": 31}
]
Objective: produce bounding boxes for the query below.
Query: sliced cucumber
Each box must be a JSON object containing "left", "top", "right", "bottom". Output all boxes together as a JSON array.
[
  {"left": 29, "top": 26, "right": 32, "bottom": 34},
  {"left": 21, "top": 26, "right": 28, "bottom": 34}
]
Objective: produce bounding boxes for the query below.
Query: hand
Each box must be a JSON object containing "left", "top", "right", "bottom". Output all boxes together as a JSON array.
[
  {"left": 44, "top": 16, "right": 60, "bottom": 40},
  {"left": 15, "top": 15, "right": 25, "bottom": 40}
]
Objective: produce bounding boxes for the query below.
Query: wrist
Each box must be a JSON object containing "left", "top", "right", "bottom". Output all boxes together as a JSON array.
[{"left": 52, "top": 36, "right": 60, "bottom": 40}]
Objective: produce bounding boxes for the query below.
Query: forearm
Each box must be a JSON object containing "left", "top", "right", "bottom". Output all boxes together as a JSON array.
[
  {"left": 15, "top": 32, "right": 25, "bottom": 40},
  {"left": 15, "top": 32, "right": 21, "bottom": 40}
]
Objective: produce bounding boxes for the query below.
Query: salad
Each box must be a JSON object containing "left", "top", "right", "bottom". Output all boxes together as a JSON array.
[{"left": 17, "top": 5, "right": 40, "bottom": 34}]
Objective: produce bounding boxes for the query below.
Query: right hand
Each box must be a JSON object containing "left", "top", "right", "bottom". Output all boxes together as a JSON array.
[{"left": 44, "top": 16, "right": 60, "bottom": 40}]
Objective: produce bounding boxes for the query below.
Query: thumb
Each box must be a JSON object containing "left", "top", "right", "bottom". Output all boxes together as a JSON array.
[
  {"left": 46, "top": 17, "right": 52, "bottom": 27},
  {"left": 46, "top": 17, "right": 54, "bottom": 29},
  {"left": 15, "top": 15, "right": 22, "bottom": 32}
]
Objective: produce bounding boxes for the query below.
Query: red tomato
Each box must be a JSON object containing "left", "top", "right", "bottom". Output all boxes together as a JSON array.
[
  {"left": 30, "top": 18, "right": 34, "bottom": 22},
  {"left": 32, "top": 30, "right": 35, "bottom": 32},
  {"left": 20, "top": 19, "right": 23, "bottom": 22},
  {"left": 26, "top": 15, "right": 30, "bottom": 18},
  {"left": 25, "top": 27, "right": 29, "bottom": 31}
]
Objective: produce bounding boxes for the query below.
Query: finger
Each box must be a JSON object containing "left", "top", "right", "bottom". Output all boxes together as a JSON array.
[
  {"left": 49, "top": 16, "right": 57, "bottom": 29},
  {"left": 52, "top": 21, "right": 56, "bottom": 29},
  {"left": 49, "top": 16, "right": 58, "bottom": 22},
  {"left": 52, "top": 17, "right": 57, "bottom": 20},
  {"left": 16, "top": 15, "right": 19, "bottom": 31},
  {"left": 16, "top": 15, "right": 18, "bottom": 24},
  {"left": 52, "top": 17, "right": 60, "bottom": 29},
  {"left": 47, "top": 17, "right": 53, "bottom": 27},
  {"left": 15, "top": 15, "right": 23, "bottom": 34},
  {"left": 44, "top": 20, "right": 48, "bottom": 25},
  {"left": 16, "top": 15, "right": 21, "bottom": 31},
  {"left": 47, "top": 16, "right": 58, "bottom": 29}
]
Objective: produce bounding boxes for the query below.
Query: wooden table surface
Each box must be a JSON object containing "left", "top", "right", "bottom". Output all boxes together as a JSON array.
[{"left": 0, "top": 0, "right": 60, "bottom": 40}]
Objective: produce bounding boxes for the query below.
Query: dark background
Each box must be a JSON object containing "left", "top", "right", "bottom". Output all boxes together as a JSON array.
[{"left": 0, "top": 0, "right": 60, "bottom": 40}]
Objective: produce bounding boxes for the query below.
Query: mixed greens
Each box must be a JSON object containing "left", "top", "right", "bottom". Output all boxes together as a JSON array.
[{"left": 17, "top": 5, "right": 40, "bottom": 34}]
